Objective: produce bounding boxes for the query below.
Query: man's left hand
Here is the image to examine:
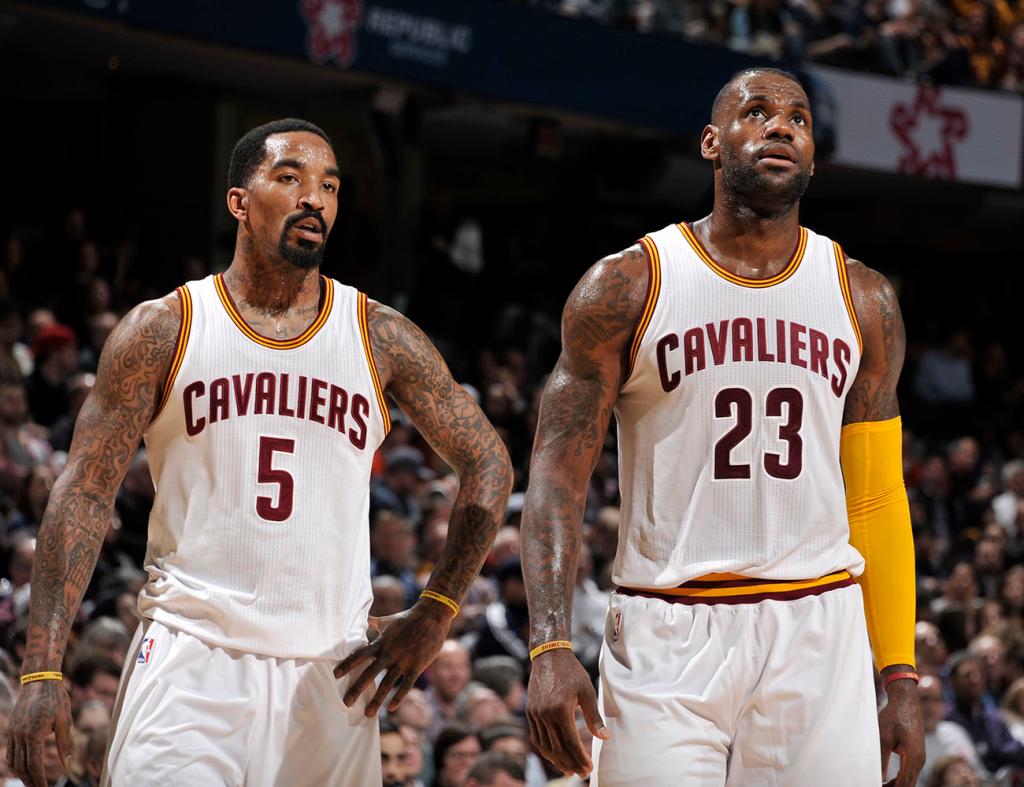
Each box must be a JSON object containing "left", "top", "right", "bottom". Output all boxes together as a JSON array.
[
  {"left": 335, "top": 602, "right": 452, "bottom": 716},
  {"left": 878, "top": 679, "right": 925, "bottom": 787}
]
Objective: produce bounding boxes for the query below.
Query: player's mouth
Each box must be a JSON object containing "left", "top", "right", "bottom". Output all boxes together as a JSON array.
[
  {"left": 757, "top": 145, "right": 797, "bottom": 167},
  {"left": 291, "top": 219, "right": 324, "bottom": 243}
]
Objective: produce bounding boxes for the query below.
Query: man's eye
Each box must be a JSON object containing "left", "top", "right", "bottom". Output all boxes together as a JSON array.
[{"left": 748, "top": 108, "right": 764, "bottom": 118}]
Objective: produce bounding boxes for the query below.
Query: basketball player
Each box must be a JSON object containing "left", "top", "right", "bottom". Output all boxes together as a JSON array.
[
  {"left": 7, "top": 118, "right": 513, "bottom": 786},
  {"left": 521, "top": 69, "right": 925, "bottom": 786}
]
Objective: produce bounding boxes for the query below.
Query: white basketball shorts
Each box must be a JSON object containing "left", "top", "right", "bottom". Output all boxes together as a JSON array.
[
  {"left": 103, "top": 620, "right": 380, "bottom": 786},
  {"left": 592, "top": 579, "right": 880, "bottom": 786}
]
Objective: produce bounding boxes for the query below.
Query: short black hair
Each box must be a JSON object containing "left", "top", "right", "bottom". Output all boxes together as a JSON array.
[
  {"left": 711, "top": 67, "right": 805, "bottom": 125},
  {"left": 69, "top": 653, "right": 122, "bottom": 688},
  {"left": 227, "top": 118, "right": 332, "bottom": 189},
  {"left": 467, "top": 751, "right": 525, "bottom": 783}
]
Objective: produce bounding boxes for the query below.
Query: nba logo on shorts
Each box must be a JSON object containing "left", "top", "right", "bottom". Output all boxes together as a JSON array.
[{"left": 138, "top": 637, "right": 155, "bottom": 664}]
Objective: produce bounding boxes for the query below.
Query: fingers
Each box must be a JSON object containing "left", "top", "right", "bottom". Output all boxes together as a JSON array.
[
  {"left": 579, "top": 684, "right": 609, "bottom": 741},
  {"left": 387, "top": 675, "right": 416, "bottom": 714},
  {"left": 343, "top": 658, "right": 385, "bottom": 707},
  {"left": 536, "top": 709, "right": 592, "bottom": 777},
  {"left": 26, "top": 740, "right": 46, "bottom": 787},
  {"left": 364, "top": 668, "right": 403, "bottom": 717},
  {"left": 334, "top": 640, "right": 378, "bottom": 679},
  {"left": 55, "top": 709, "right": 72, "bottom": 770}
]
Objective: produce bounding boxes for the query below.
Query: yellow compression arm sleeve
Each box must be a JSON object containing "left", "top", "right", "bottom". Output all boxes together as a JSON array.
[{"left": 840, "top": 416, "right": 916, "bottom": 672}]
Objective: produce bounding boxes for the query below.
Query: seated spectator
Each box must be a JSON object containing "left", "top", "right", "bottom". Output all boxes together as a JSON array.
[
  {"left": 946, "top": 650, "right": 1024, "bottom": 775},
  {"left": 372, "top": 575, "right": 409, "bottom": 618},
  {"left": 26, "top": 322, "right": 78, "bottom": 428},
  {"left": 78, "top": 311, "right": 118, "bottom": 373},
  {"left": 69, "top": 654, "right": 122, "bottom": 713},
  {"left": 455, "top": 683, "right": 507, "bottom": 729},
  {"left": 381, "top": 718, "right": 412, "bottom": 787},
  {"left": 0, "top": 299, "right": 30, "bottom": 380},
  {"left": 372, "top": 446, "right": 428, "bottom": 523},
  {"left": 994, "top": 460, "right": 1024, "bottom": 533},
  {"left": 467, "top": 559, "right": 530, "bottom": 668},
  {"left": 472, "top": 655, "right": 526, "bottom": 716},
  {"left": 0, "top": 377, "right": 52, "bottom": 503},
  {"left": 77, "top": 616, "right": 131, "bottom": 669},
  {"left": 917, "top": 620, "right": 950, "bottom": 677},
  {"left": 49, "top": 372, "right": 96, "bottom": 453},
  {"left": 6, "top": 463, "right": 55, "bottom": 533},
  {"left": 390, "top": 688, "right": 433, "bottom": 787},
  {"left": 1002, "top": 676, "right": 1024, "bottom": 741},
  {"left": 431, "top": 724, "right": 481, "bottom": 787},
  {"left": 464, "top": 751, "right": 526, "bottom": 787},
  {"left": 573, "top": 542, "right": 609, "bottom": 675},
  {"left": 426, "top": 640, "right": 473, "bottom": 741},
  {"left": 914, "top": 674, "right": 985, "bottom": 785},
  {"left": 925, "top": 754, "right": 982, "bottom": 786},
  {"left": 371, "top": 510, "right": 421, "bottom": 607}
]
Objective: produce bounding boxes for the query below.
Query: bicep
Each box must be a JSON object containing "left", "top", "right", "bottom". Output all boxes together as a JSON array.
[
  {"left": 843, "top": 261, "right": 906, "bottom": 424},
  {"left": 62, "top": 299, "right": 180, "bottom": 498}
]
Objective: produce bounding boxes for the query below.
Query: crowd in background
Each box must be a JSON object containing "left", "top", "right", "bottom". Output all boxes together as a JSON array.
[
  {"left": 514, "top": 0, "right": 1024, "bottom": 92},
  {"left": 0, "top": 204, "right": 1022, "bottom": 787}
]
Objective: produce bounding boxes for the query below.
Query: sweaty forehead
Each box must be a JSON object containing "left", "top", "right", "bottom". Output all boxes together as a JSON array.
[
  {"left": 262, "top": 131, "right": 337, "bottom": 170},
  {"left": 733, "top": 76, "right": 809, "bottom": 108}
]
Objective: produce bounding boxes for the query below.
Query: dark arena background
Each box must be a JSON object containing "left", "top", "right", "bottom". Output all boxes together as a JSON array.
[{"left": 0, "top": 1, "right": 1023, "bottom": 785}]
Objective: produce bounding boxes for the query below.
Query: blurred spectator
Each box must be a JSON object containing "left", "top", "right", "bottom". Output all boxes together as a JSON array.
[
  {"left": 925, "top": 754, "right": 983, "bottom": 786},
  {"left": 6, "top": 463, "right": 56, "bottom": 533},
  {"left": 946, "top": 650, "right": 1024, "bottom": 775},
  {"left": 426, "top": 640, "right": 473, "bottom": 741},
  {"left": 373, "top": 446, "right": 428, "bottom": 523},
  {"left": 76, "top": 617, "right": 131, "bottom": 669},
  {"left": 916, "top": 674, "right": 984, "bottom": 785},
  {"left": 572, "top": 542, "right": 609, "bottom": 674},
  {"left": 49, "top": 373, "right": 96, "bottom": 454},
  {"left": 26, "top": 322, "right": 78, "bottom": 428},
  {"left": 468, "top": 559, "right": 531, "bottom": 668},
  {"left": 472, "top": 656, "right": 526, "bottom": 716},
  {"left": 69, "top": 654, "right": 121, "bottom": 713},
  {"left": 372, "top": 575, "right": 409, "bottom": 618},
  {"left": 0, "top": 299, "right": 30, "bottom": 380},
  {"left": 371, "top": 510, "right": 421, "bottom": 606},
  {"left": 456, "top": 683, "right": 508, "bottom": 729},
  {"left": 994, "top": 460, "right": 1024, "bottom": 534},
  {"left": 432, "top": 724, "right": 481, "bottom": 787},
  {"left": 381, "top": 718, "right": 412, "bottom": 787},
  {"left": 78, "top": 312, "right": 118, "bottom": 374},
  {"left": 0, "top": 378, "right": 52, "bottom": 500},
  {"left": 464, "top": 751, "right": 526, "bottom": 787}
]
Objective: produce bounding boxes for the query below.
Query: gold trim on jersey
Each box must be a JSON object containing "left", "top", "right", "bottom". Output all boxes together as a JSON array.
[
  {"left": 677, "top": 223, "right": 807, "bottom": 289},
  {"left": 625, "top": 236, "right": 662, "bottom": 381},
  {"left": 213, "top": 273, "right": 333, "bottom": 350},
  {"left": 618, "top": 570, "right": 854, "bottom": 605},
  {"left": 357, "top": 292, "right": 392, "bottom": 435},
  {"left": 833, "top": 242, "right": 863, "bottom": 354},
  {"left": 153, "top": 285, "right": 193, "bottom": 420}
]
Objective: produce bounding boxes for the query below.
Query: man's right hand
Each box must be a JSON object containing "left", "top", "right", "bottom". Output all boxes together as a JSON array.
[
  {"left": 7, "top": 679, "right": 72, "bottom": 787},
  {"left": 526, "top": 649, "right": 609, "bottom": 778}
]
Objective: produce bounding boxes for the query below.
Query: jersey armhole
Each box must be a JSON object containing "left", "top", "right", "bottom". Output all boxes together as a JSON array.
[
  {"left": 622, "top": 236, "right": 662, "bottom": 385},
  {"left": 152, "top": 285, "right": 193, "bottom": 422},
  {"left": 833, "top": 242, "right": 863, "bottom": 354},
  {"left": 357, "top": 291, "right": 392, "bottom": 436}
]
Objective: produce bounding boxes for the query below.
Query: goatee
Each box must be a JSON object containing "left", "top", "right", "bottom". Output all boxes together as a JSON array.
[{"left": 721, "top": 151, "right": 811, "bottom": 217}]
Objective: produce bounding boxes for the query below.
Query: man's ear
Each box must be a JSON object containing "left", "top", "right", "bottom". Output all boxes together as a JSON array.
[
  {"left": 700, "top": 125, "right": 720, "bottom": 162},
  {"left": 227, "top": 188, "right": 249, "bottom": 222}
]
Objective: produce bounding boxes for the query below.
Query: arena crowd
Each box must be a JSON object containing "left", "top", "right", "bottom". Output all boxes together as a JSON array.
[{"left": 0, "top": 200, "right": 1022, "bottom": 787}]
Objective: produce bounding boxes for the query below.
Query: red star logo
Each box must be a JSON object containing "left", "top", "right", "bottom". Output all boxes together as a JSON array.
[
  {"left": 889, "top": 85, "right": 969, "bottom": 180},
  {"left": 299, "top": 0, "right": 363, "bottom": 67}
]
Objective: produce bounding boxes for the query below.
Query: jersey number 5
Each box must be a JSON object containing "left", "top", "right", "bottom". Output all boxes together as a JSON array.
[
  {"left": 257, "top": 436, "right": 295, "bottom": 522},
  {"left": 714, "top": 387, "right": 804, "bottom": 480}
]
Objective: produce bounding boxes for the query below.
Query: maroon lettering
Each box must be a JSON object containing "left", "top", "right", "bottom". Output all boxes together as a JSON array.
[
  {"left": 775, "top": 319, "right": 787, "bottom": 364},
  {"left": 764, "top": 387, "right": 804, "bottom": 479},
  {"left": 254, "top": 372, "right": 276, "bottom": 415},
  {"left": 790, "top": 322, "right": 808, "bottom": 369},
  {"left": 706, "top": 320, "right": 729, "bottom": 366},
  {"left": 256, "top": 436, "right": 295, "bottom": 522},
  {"left": 713, "top": 387, "right": 753, "bottom": 479},
  {"left": 328, "top": 385, "right": 349, "bottom": 432},
  {"left": 184, "top": 381, "right": 206, "bottom": 436},
  {"left": 279, "top": 373, "right": 295, "bottom": 418},
  {"left": 310, "top": 378, "right": 328, "bottom": 424},
  {"left": 683, "top": 328, "right": 706, "bottom": 376},
  {"left": 756, "top": 318, "right": 775, "bottom": 362},
  {"left": 832, "top": 339, "right": 851, "bottom": 398},
  {"left": 232, "top": 373, "right": 254, "bottom": 416},
  {"left": 296, "top": 376, "right": 307, "bottom": 421},
  {"left": 656, "top": 334, "right": 681, "bottom": 392},
  {"left": 808, "top": 329, "right": 829, "bottom": 379},
  {"left": 732, "top": 318, "right": 754, "bottom": 362},
  {"left": 350, "top": 394, "right": 369, "bottom": 449},
  {"left": 209, "top": 378, "right": 229, "bottom": 424}
]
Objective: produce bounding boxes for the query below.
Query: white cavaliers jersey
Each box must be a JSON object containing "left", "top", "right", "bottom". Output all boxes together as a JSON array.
[
  {"left": 614, "top": 222, "right": 864, "bottom": 588},
  {"left": 139, "top": 274, "right": 390, "bottom": 659}
]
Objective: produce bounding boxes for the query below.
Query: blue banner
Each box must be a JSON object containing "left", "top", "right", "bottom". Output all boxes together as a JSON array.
[{"left": 40, "top": 0, "right": 760, "bottom": 133}]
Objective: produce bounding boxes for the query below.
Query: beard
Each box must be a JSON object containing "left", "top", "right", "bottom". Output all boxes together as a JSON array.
[
  {"left": 720, "top": 147, "right": 812, "bottom": 216},
  {"left": 277, "top": 212, "right": 327, "bottom": 270}
]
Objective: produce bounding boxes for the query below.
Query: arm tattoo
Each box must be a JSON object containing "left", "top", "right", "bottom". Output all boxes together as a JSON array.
[
  {"left": 367, "top": 303, "right": 513, "bottom": 603},
  {"left": 22, "top": 295, "right": 180, "bottom": 672},
  {"left": 842, "top": 259, "right": 906, "bottom": 425},
  {"left": 521, "top": 246, "right": 649, "bottom": 647}
]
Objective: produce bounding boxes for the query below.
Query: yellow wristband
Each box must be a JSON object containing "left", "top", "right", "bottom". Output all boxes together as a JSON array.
[
  {"left": 419, "top": 590, "right": 460, "bottom": 616},
  {"left": 20, "top": 671, "right": 63, "bottom": 685},
  {"left": 529, "top": 640, "right": 574, "bottom": 661}
]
